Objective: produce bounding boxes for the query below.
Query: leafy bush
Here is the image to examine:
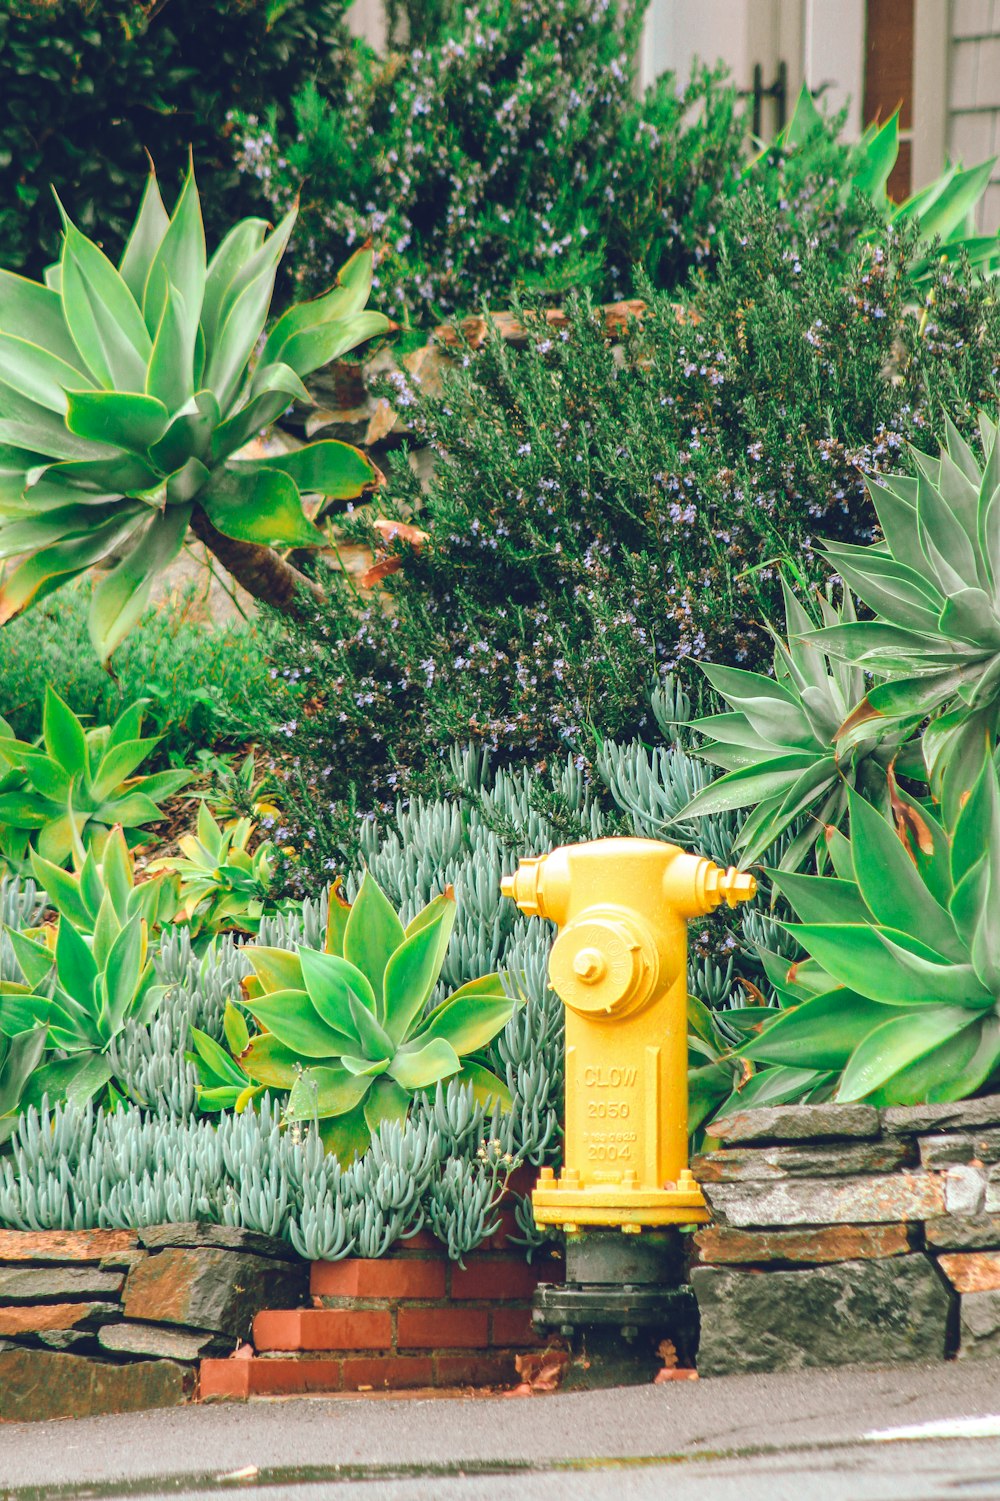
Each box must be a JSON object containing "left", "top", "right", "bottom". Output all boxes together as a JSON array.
[
  {"left": 0, "top": 579, "right": 274, "bottom": 766},
  {"left": 234, "top": 0, "right": 743, "bottom": 320},
  {"left": 0, "top": 0, "right": 352, "bottom": 281},
  {"left": 254, "top": 192, "right": 1000, "bottom": 881}
]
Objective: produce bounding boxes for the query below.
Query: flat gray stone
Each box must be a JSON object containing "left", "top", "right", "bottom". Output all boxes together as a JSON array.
[
  {"left": 136, "top": 1223, "right": 291, "bottom": 1261},
  {"left": 985, "top": 1165, "right": 1000, "bottom": 1213},
  {"left": 693, "top": 1254, "right": 953, "bottom": 1376},
  {"left": 882, "top": 1095, "right": 1000, "bottom": 1135},
  {"left": 97, "top": 1322, "right": 232, "bottom": 1362},
  {"left": 0, "top": 1347, "right": 191, "bottom": 1421},
  {"left": 926, "top": 1213, "right": 1000, "bottom": 1251},
  {"left": 703, "top": 1172, "right": 946, "bottom": 1228},
  {"left": 945, "top": 1165, "right": 988, "bottom": 1216},
  {"left": 694, "top": 1138, "right": 915, "bottom": 1182},
  {"left": 35, "top": 1328, "right": 97, "bottom": 1352},
  {"left": 958, "top": 1289, "right": 1000, "bottom": 1359},
  {"left": 0, "top": 1267, "right": 124, "bottom": 1303},
  {"left": 713, "top": 1104, "right": 880, "bottom": 1144},
  {"left": 919, "top": 1127, "right": 1000, "bottom": 1168}
]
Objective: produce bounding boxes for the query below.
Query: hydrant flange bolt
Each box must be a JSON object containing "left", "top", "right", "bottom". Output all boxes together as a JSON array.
[{"left": 573, "top": 947, "right": 606, "bottom": 983}]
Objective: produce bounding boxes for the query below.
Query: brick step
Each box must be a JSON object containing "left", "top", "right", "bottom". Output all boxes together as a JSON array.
[
  {"left": 253, "top": 1303, "right": 538, "bottom": 1351},
  {"left": 310, "top": 1254, "right": 557, "bottom": 1301},
  {"left": 200, "top": 1349, "right": 523, "bottom": 1399}
]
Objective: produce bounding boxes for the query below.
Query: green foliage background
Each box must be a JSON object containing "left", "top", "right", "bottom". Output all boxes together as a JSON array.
[
  {"left": 233, "top": 0, "right": 744, "bottom": 321},
  {"left": 0, "top": 0, "right": 351, "bottom": 277}
]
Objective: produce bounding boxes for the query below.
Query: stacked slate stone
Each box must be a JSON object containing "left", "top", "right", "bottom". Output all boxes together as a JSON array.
[
  {"left": 0, "top": 1223, "right": 306, "bottom": 1420},
  {"left": 691, "top": 1096, "right": 1000, "bottom": 1376}
]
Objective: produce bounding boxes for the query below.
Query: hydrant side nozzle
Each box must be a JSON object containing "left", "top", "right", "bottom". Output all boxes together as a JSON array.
[
  {"left": 501, "top": 856, "right": 547, "bottom": 919},
  {"left": 707, "top": 864, "right": 757, "bottom": 910}
]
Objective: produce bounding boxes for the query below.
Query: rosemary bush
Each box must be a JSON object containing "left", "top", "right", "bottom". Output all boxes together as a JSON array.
[
  {"left": 257, "top": 192, "right": 1000, "bottom": 850},
  {"left": 233, "top": 0, "right": 743, "bottom": 319}
]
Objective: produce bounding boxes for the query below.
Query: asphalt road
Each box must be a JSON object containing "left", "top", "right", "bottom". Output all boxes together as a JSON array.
[{"left": 3, "top": 1359, "right": 1000, "bottom": 1501}]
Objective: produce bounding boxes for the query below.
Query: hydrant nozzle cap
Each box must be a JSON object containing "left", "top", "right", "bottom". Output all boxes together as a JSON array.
[
  {"left": 500, "top": 874, "right": 515, "bottom": 900},
  {"left": 709, "top": 865, "right": 757, "bottom": 908}
]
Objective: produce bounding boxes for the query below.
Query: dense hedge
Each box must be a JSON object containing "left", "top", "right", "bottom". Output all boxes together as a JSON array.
[{"left": 0, "top": 0, "right": 351, "bottom": 276}]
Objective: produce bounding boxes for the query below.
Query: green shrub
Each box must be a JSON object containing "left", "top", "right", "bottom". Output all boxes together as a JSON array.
[
  {"left": 234, "top": 0, "right": 744, "bottom": 320},
  {"left": 254, "top": 191, "right": 1000, "bottom": 882},
  {"left": 0, "top": 579, "right": 275, "bottom": 768},
  {"left": 0, "top": 0, "right": 352, "bottom": 281}
]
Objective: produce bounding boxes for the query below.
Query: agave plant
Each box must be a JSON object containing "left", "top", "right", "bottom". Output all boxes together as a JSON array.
[
  {"left": 0, "top": 160, "right": 390, "bottom": 658},
  {"left": 680, "top": 580, "right": 911, "bottom": 870},
  {"left": 30, "top": 824, "right": 178, "bottom": 937},
  {"left": 148, "top": 801, "right": 276, "bottom": 937},
  {"left": 219, "top": 873, "right": 517, "bottom": 1161},
  {"left": 732, "top": 769, "right": 1000, "bottom": 1110},
  {"left": 0, "top": 1017, "right": 47, "bottom": 1146},
  {"left": 748, "top": 85, "right": 1000, "bottom": 283},
  {"left": 809, "top": 411, "right": 1000, "bottom": 816},
  {"left": 0, "top": 877, "right": 161, "bottom": 1108},
  {"left": 0, "top": 690, "right": 189, "bottom": 868}
]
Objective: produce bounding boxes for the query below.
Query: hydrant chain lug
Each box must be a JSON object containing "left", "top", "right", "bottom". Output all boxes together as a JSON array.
[{"left": 501, "top": 837, "right": 756, "bottom": 1230}]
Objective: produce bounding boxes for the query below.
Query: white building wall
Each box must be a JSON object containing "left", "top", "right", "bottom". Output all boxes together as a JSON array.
[{"left": 947, "top": 0, "right": 1000, "bottom": 231}]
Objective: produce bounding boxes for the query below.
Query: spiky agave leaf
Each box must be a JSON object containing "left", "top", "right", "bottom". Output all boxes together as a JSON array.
[
  {"left": 737, "top": 760, "right": 1000, "bottom": 1109},
  {"left": 745, "top": 85, "right": 1000, "bottom": 282},
  {"left": 680, "top": 579, "right": 909, "bottom": 870},
  {"left": 809, "top": 411, "right": 1000, "bottom": 817},
  {"left": 0, "top": 867, "right": 163, "bottom": 1111},
  {"left": 0, "top": 161, "right": 391, "bottom": 660}
]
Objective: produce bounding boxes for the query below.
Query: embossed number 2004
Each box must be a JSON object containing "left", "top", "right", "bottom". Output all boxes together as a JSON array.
[{"left": 587, "top": 1101, "right": 630, "bottom": 1119}]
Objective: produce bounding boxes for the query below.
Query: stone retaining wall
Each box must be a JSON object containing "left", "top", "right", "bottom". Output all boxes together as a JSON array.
[
  {"left": 691, "top": 1096, "right": 1000, "bottom": 1376},
  {"left": 0, "top": 1221, "right": 558, "bottom": 1418},
  {"left": 0, "top": 1223, "right": 306, "bottom": 1421}
]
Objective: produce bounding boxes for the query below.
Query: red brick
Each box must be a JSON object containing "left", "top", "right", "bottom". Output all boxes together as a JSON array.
[
  {"left": 0, "top": 1229, "right": 138, "bottom": 1263},
  {"left": 199, "top": 1360, "right": 250, "bottom": 1401},
  {"left": 342, "top": 1356, "right": 434, "bottom": 1390},
  {"left": 310, "top": 1257, "right": 446, "bottom": 1300},
  {"left": 450, "top": 1259, "right": 543, "bottom": 1301},
  {"left": 433, "top": 1353, "right": 518, "bottom": 1387},
  {"left": 490, "top": 1305, "right": 541, "bottom": 1348},
  {"left": 397, "top": 1306, "right": 489, "bottom": 1349},
  {"left": 248, "top": 1359, "right": 343, "bottom": 1395},
  {"left": 401, "top": 1230, "right": 439, "bottom": 1252},
  {"left": 254, "top": 1308, "right": 392, "bottom": 1351}
]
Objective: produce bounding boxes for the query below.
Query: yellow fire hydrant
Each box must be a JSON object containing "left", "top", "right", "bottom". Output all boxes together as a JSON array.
[{"left": 501, "top": 837, "right": 755, "bottom": 1231}]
